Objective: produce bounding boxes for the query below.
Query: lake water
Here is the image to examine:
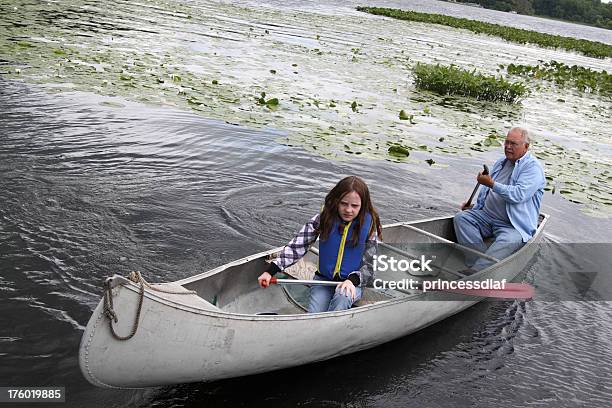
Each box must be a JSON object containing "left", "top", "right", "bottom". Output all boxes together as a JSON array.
[{"left": 1, "top": 1, "right": 611, "bottom": 407}]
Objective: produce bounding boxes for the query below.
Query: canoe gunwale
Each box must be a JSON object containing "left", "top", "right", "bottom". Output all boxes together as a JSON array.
[
  {"left": 110, "top": 213, "right": 549, "bottom": 321},
  {"left": 101, "top": 278, "right": 404, "bottom": 321}
]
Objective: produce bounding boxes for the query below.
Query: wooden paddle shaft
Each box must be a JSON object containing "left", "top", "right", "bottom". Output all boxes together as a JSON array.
[
  {"left": 270, "top": 278, "right": 339, "bottom": 286},
  {"left": 465, "top": 164, "right": 490, "bottom": 207},
  {"left": 269, "top": 278, "right": 534, "bottom": 299}
]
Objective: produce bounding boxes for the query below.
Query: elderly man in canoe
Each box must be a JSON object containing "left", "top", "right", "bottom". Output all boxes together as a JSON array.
[
  {"left": 454, "top": 126, "right": 545, "bottom": 272},
  {"left": 258, "top": 176, "right": 382, "bottom": 312}
]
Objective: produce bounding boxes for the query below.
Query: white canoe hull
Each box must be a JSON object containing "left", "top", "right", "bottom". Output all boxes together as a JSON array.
[{"left": 79, "top": 214, "right": 548, "bottom": 388}]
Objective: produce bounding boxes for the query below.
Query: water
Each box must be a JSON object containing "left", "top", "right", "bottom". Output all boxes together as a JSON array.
[
  {"left": 1, "top": 1, "right": 611, "bottom": 407},
  {"left": 2, "top": 0, "right": 611, "bottom": 213}
]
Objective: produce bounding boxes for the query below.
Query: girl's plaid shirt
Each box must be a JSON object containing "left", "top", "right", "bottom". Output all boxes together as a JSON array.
[{"left": 269, "top": 213, "right": 378, "bottom": 287}]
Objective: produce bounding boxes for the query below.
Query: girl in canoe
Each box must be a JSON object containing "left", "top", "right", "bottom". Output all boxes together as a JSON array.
[{"left": 258, "top": 176, "right": 382, "bottom": 313}]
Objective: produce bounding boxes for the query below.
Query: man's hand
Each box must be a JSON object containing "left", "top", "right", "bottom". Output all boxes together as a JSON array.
[
  {"left": 461, "top": 202, "right": 474, "bottom": 211},
  {"left": 477, "top": 172, "right": 494, "bottom": 188}
]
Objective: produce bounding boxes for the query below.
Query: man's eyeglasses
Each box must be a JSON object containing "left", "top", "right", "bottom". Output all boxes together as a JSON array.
[{"left": 504, "top": 140, "right": 524, "bottom": 147}]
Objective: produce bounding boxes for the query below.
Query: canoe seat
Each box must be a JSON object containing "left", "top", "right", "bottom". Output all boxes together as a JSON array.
[
  {"left": 283, "top": 259, "right": 318, "bottom": 280},
  {"left": 149, "top": 282, "right": 221, "bottom": 312}
]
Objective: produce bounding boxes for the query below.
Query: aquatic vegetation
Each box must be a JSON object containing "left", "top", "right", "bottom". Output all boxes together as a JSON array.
[
  {"left": 388, "top": 144, "right": 410, "bottom": 158},
  {"left": 399, "top": 110, "right": 416, "bottom": 123},
  {"left": 257, "top": 92, "right": 279, "bottom": 109},
  {"left": 534, "top": 142, "right": 612, "bottom": 213},
  {"left": 0, "top": 0, "right": 609, "bottom": 215},
  {"left": 356, "top": 7, "right": 612, "bottom": 59},
  {"left": 470, "top": 132, "right": 504, "bottom": 152},
  {"left": 413, "top": 63, "right": 527, "bottom": 103},
  {"left": 503, "top": 61, "right": 611, "bottom": 96}
]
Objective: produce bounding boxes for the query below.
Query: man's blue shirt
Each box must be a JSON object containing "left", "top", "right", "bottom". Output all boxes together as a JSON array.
[{"left": 474, "top": 152, "right": 545, "bottom": 242}]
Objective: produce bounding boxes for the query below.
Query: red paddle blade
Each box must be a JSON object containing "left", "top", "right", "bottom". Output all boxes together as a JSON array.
[{"left": 442, "top": 282, "right": 535, "bottom": 299}]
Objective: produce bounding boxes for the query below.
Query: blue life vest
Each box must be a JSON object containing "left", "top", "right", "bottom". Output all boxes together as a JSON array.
[{"left": 318, "top": 212, "right": 372, "bottom": 280}]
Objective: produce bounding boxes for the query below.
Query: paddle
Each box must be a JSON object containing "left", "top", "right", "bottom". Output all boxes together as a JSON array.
[
  {"left": 465, "top": 164, "right": 489, "bottom": 209},
  {"left": 270, "top": 278, "right": 534, "bottom": 300}
]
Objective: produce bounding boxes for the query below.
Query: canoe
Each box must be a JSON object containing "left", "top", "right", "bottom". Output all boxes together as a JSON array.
[{"left": 79, "top": 214, "right": 549, "bottom": 388}]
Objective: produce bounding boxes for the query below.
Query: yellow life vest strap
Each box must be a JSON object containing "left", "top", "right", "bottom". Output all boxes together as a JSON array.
[{"left": 333, "top": 221, "right": 352, "bottom": 279}]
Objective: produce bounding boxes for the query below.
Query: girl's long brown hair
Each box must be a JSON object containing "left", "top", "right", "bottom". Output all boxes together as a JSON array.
[{"left": 318, "top": 176, "right": 382, "bottom": 246}]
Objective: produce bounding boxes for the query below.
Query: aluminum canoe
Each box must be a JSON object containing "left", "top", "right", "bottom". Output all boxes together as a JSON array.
[{"left": 79, "top": 214, "right": 549, "bottom": 388}]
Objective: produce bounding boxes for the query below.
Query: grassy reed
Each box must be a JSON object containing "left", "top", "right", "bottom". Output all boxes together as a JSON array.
[
  {"left": 504, "top": 60, "right": 611, "bottom": 96},
  {"left": 413, "top": 63, "right": 527, "bottom": 103},
  {"left": 357, "top": 7, "right": 612, "bottom": 59}
]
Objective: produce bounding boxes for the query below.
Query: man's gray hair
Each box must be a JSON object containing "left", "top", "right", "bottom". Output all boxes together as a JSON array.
[{"left": 510, "top": 126, "right": 530, "bottom": 144}]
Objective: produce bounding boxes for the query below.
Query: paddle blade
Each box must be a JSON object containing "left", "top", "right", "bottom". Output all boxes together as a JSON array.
[{"left": 443, "top": 282, "right": 535, "bottom": 299}]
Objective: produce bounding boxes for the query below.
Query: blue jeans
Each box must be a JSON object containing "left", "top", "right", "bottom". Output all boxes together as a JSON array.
[
  {"left": 308, "top": 275, "right": 363, "bottom": 313},
  {"left": 453, "top": 209, "right": 524, "bottom": 271}
]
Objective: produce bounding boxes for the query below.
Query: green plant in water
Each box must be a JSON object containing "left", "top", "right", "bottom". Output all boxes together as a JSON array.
[
  {"left": 503, "top": 60, "right": 611, "bottom": 96},
  {"left": 256, "top": 92, "right": 279, "bottom": 109},
  {"left": 388, "top": 144, "right": 410, "bottom": 157},
  {"left": 357, "top": 7, "right": 612, "bottom": 59},
  {"left": 399, "top": 110, "right": 417, "bottom": 123},
  {"left": 413, "top": 63, "right": 527, "bottom": 103},
  {"left": 472, "top": 132, "right": 503, "bottom": 151}
]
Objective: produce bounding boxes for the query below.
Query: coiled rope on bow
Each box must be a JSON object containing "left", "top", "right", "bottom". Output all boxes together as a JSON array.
[{"left": 102, "top": 271, "right": 196, "bottom": 341}]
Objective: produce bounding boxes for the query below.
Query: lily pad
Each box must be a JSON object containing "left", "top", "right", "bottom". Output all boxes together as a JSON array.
[
  {"left": 266, "top": 98, "right": 279, "bottom": 108},
  {"left": 388, "top": 145, "right": 410, "bottom": 157}
]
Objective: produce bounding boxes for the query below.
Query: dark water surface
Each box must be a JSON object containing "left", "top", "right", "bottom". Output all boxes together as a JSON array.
[
  {"left": 1, "top": 0, "right": 612, "bottom": 407},
  {"left": 2, "top": 78, "right": 612, "bottom": 407}
]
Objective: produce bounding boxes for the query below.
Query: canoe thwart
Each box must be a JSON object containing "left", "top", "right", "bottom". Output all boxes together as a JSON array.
[
  {"left": 378, "top": 241, "right": 466, "bottom": 278},
  {"left": 401, "top": 223, "right": 499, "bottom": 263}
]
